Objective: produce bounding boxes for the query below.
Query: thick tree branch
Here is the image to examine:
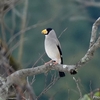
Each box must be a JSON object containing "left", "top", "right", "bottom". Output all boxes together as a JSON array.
[
  {"left": 76, "top": 17, "right": 100, "bottom": 68},
  {"left": 0, "top": 17, "right": 100, "bottom": 99}
]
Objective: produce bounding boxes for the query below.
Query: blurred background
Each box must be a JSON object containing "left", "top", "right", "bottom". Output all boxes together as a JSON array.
[{"left": 1, "top": 0, "right": 100, "bottom": 99}]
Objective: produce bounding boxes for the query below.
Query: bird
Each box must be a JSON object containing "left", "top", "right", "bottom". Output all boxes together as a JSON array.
[{"left": 41, "top": 28, "right": 65, "bottom": 77}]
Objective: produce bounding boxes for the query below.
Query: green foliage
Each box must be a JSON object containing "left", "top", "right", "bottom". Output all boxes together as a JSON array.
[
  {"left": 80, "top": 95, "right": 91, "bottom": 100},
  {"left": 80, "top": 90, "right": 100, "bottom": 100}
]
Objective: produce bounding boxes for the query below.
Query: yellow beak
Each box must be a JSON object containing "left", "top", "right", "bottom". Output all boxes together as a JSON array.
[{"left": 41, "top": 29, "right": 48, "bottom": 34}]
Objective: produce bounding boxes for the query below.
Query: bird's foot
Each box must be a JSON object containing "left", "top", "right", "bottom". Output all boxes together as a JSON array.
[
  {"left": 45, "top": 60, "right": 53, "bottom": 65},
  {"left": 52, "top": 61, "right": 58, "bottom": 65},
  {"left": 45, "top": 60, "right": 58, "bottom": 65}
]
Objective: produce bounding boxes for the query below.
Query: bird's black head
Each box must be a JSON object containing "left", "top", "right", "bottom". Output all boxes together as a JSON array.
[
  {"left": 41, "top": 28, "right": 53, "bottom": 35},
  {"left": 46, "top": 28, "right": 52, "bottom": 33}
]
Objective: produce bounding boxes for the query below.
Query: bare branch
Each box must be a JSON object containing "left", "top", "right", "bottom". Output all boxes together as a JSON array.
[
  {"left": 37, "top": 76, "right": 59, "bottom": 99},
  {"left": 75, "top": 0, "right": 100, "bottom": 8},
  {"left": 0, "top": 0, "right": 21, "bottom": 14},
  {"left": 8, "top": 19, "right": 53, "bottom": 46},
  {"left": 73, "top": 77, "right": 82, "bottom": 99},
  {"left": 76, "top": 17, "right": 100, "bottom": 68},
  {"left": 89, "top": 17, "right": 100, "bottom": 48},
  {"left": 18, "top": 0, "right": 28, "bottom": 62},
  {"left": 0, "top": 16, "right": 100, "bottom": 99}
]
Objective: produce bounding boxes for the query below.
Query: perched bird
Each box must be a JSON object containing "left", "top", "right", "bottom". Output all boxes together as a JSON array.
[{"left": 41, "top": 28, "right": 65, "bottom": 77}]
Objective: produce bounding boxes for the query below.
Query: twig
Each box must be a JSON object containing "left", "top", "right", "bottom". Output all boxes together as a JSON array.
[
  {"left": 89, "top": 80, "right": 93, "bottom": 99},
  {"left": 18, "top": 0, "right": 28, "bottom": 62},
  {"left": 73, "top": 77, "right": 82, "bottom": 99},
  {"left": 0, "top": 15, "right": 6, "bottom": 42},
  {"left": 75, "top": 0, "right": 100, "bottom": 7},
  {"left": 37, "top": 76, "right": 59, "bottom": 99},
  {"left": 58, "top": 27, "right": 67, "bottom": 38},
  {"left": 32, "top": 52, "right": 45, "bottom": 67},
  {"left": 8, "top": 19, "right": 53, "bottom": 46}
]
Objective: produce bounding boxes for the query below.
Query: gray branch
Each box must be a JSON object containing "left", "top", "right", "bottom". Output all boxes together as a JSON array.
[
  {"left": 0, "top": 0, "right": 21, "bottom": 14},
  {"left": 0, "top": 16, "right": 100, "bottom": 99}
]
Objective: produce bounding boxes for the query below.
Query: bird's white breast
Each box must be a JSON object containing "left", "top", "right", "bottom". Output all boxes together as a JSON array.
[{"left": 45, "top": 37, "right": 61, "bottom": 63}]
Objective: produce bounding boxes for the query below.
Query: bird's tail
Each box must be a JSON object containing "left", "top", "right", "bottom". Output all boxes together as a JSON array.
[
  {"left": 59, "top": 56, "right": 65, "bottom": 77},
  {"left": 59, "top": 71, "right": 65, "bottom": 77}
]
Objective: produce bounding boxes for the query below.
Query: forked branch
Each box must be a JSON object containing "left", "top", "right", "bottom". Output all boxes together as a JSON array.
[{"left": 0, "top": 17, "right": 100, "bottom": 99}]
